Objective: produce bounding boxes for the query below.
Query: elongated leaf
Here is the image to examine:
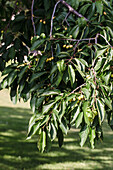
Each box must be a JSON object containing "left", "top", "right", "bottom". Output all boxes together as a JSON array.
[
  {"left": 31, "top": 39, "right": 45, "bottom": 51},
  {"left": 50, "top": 123, "right": 57, "bottom": 141},
  {"left": 30, "top": 72, "right": 46, "bottom": 83},
  {"left": 42, "top": 101, "right": 55, "bottom": 114},
  {"left": 74, "top": 63, "right": 85, "bottom": 78},
  {"left": 79, "top": 125, "right": 89, "bottom": 147},
  {"left": 68, "top": 65, "right": 75, "bottom": 87},
  {"left": 7, "top": 71, "right": 17, "bottom": 86},
  {"left": 58, "top": 52, "right": 70, "bottom": 58},
  {"left": 96, "top": 99, "right": 105, "bottom": 124},
  {"left": 55, "top": 72, "right": 63, "bottom": 86},
  {"left": 96, "top": 48, "right": 107, "bottom": 58},
  {"left": 57, "top": 127, "right": 64, "bottom": 147},
  {"left": 10, "top": 87, "right": 17, "bottom": 104},
  {"left": 59, "top": 100, "right": 66, "bottom": 121},
  {"left": 41, "top": 89, "right": 61, "bottom": 96},
  {"left": 75, "top": 112, "right": 83, "bottom": 128},
  {"left": 71, "top": 105, "right": 80, "bottom": 124},
  {"left": 30, "top": 96, "right": 36, "bottom": 113},
  {"left": 18, "top": 66, "right": 28, "bottom": 82},
  {"left": 89, "top": 128, "right": 96, "bottom": 149},
  {"left": 57, "top": 60, "right": 65, "bottom": 72},
  {"left": 27, "top": 122, "right": 41, "bottom": 139},
  {"left": 95, "top": 0, "right": 103, "bottom": 15},
  {"left": 38, "top": 131, "right": 46, "bottom": 153},
  {"left": 46, "top": 131, "right": 52, "bottom": 152}
]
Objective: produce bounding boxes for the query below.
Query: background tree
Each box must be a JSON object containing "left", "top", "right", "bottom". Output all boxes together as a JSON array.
[{"left": 0, "top": 0, "right": 113, "bottom": 152}]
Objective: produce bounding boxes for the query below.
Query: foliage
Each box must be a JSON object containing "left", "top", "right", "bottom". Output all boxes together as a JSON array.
[{"left": 0, "top": 0, "right": 113, "bottom": 152}]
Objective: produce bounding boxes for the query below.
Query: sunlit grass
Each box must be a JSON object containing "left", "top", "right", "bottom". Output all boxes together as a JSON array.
[{"left": 0, "top": 89, "right": 113, "bottom": 169}]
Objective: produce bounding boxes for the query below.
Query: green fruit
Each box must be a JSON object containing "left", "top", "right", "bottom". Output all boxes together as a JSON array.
[{"left": 40, "top": 33, "right": 46, "bottom": 39}]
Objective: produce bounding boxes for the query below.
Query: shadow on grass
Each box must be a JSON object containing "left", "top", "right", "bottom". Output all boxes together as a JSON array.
[{"left": 0, "top": 107, "right": 113, "bottom": 170}]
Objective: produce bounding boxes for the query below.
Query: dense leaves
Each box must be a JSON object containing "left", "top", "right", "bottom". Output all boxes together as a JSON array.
[{"left": 0, "top": 0, "right": 113, "bottom": 152}]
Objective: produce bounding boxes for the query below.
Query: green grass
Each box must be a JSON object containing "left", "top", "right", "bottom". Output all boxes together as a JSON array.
[{"left": 0, "top": 90, "right": 113, "bottom": 169}]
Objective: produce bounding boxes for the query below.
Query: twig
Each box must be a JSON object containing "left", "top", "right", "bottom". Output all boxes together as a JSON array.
[
  {"left": 31, "top": 0, "right": 36, "bottom": 36},
  {"left": 60, "top": 0, "right": 89, "bottom": 22},
  {"left": 98, "top": 33, "right": 111, "bottom": 46},
  {"left": 62, "top": 11, "right": 71, "bottom": 27},
  {"left": 73, "top": 40, "right": 80, "bottom": 57},
  {"left": 50, "top": 0, "right": 61, "bottom": 38},
  {"left": 67, "top": 83, "right": 86, "bottom": 96}
]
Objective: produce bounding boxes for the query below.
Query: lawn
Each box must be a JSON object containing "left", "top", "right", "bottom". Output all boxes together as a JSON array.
[{"left": 0, "top": 89, "right": 113, "bottom": 169}]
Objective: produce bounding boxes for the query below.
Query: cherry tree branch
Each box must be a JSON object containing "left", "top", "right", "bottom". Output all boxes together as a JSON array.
[
  {"left": 31, "top": 0, "right": 36, "bottom": 36},
  {"left": 50, "top": 0, "right": 89, "bottom": 38},
  {"left": 60, "top": 0, "right": 89, "bottom": 22},
  {"left": 62, "top": 11, "right": 71, "bottom": 26},
  {"left": 68, "top": 83, "right": 86, "bottom": 97},
  {"left": 50, "top": 0, "right": 61, "bottom": 38}
]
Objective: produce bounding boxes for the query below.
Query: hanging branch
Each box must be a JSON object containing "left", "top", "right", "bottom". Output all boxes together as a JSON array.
[
  {"left": 31, "top": 0, "right": 36, "bottom": 36},
  {"left": 50, "top": 0, "right": 61, "bottom": 38}
]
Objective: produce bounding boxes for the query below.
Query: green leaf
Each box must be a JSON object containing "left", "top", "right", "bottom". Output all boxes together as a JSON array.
[
  {"left": 71, "top": 105, "right": 80, "bottom": 124},
  {"left": 104, "top": 98, "right": 112, "bottom": 110},
  {"left": 96, "top": 48, "right": 107, "bottom": 58},
  {"left": 46, "top": 132, "right": 52, "bottom": 152},
  {"left": 31, "top": 39, "right": 45, "bottom": 51},
  {"left": 18, "top": 66, "right": 28, "bottom": 82},
  {"left": 72, "top": 26, "right": 79, "bottom": 39},
  {"left": 82, "top": 102, "right": 92, "bottom": 125},
  {"left": 55, "top": 72, "right": 63, "bottom": 86},
  {"left": 70, "top": 26, "right": 79, "bottom": 39},
  {"left": 95, "top": 0, "right": 103, "bottom": 15},
  {"left": 40, "top": 115, "right": 49, "bottom": 126},
  {"left": 94, "top": 58, "right": 105, "bottom": 71},
  {"left": 82, "top": 87, "right": 90, "bottom": 100},
  {"left": 38, "top": 130, "right": 46, "bottom": 153},
  {"left": 1, "top": 78, "right": 8, "bottom": 88},
  {"left": 75, "top": 112, "right": 83, "bottom": 128},
  {"left": 36, "top": 96, "right": 45, "bottom": 109},
  {"left": 50, "top": 123, "right": 57, "bottom": 141},
  {"left": 30, "top": 96, "right": 36, "bottom": 113},
  {"left": 89, "top": 128, "right": 96, "bottom": 149},
  {"left": 77, "top": 58, "right": 88, "bottom": 67},
  {"left": 74, "top": 62, "right": 85, "bottom": 78},
  {"left": 59, "top": 100, "right": 66, "bottom": 121},
  {"left": 60, "top": 119, "right": 68, "bottom": 135},
  {"left": 68, "top": 65, "right": 75, "bottom": 87},
  {"left": 7, "top": 71, "right": 17, "bottom": 86},
  {"left": 30, "top": 72, "right": 46, "bottom": 83},
  {"left": 57, "top": 127, "right": 64, "bottom": 147},
  {"left": 27, "top": 121, "right": 41, "bottom": 139},
  {"left": 10, "top": 87, "right": 17, "bottom": 104},
  {"left": 63, "top": 68, "right": 69, "bottom": 84},
  {"left": 42, "top": 101, "right": 55, "bottom": 114},
  {"left": 57, "top": 60, "right": 66, "bottom": 72},
  {"left": 41, "top": 89, "right": 61, "bottom": 96},
  {"left": 58, "top": 52, "right": 70, "bottom": 58},
  {"left": 79, "top": 125, "right": 89, "bottom": 147},
  {"left": 102, "top": 71, "right": 111, "bottom": 85},
  {"left": 96, "top": 99, "right": 105, "bottom": 124}
]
